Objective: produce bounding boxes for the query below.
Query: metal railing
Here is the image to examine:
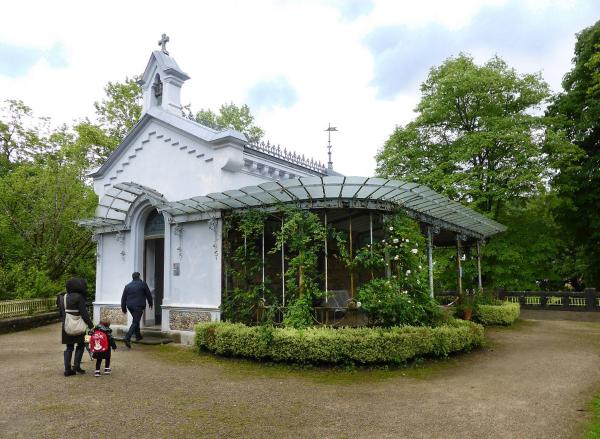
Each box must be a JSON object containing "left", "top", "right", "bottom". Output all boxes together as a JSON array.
[
  {"left": 0, "top": 297, "right": 94, "bottom": 320},
  {"left": 498, "top": 289, "right": 598, "bottom": 311},
  {"left": 246, "top": 140, "right": 327, "bottom": 173},
  {"left": 0, "top": 298, "right": 57, "bottom": 319}
]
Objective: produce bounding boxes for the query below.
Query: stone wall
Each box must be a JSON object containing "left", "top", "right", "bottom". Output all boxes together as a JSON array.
[
  {"left": 169, "top": 310, "right": 211, "bottom": 331},
  {"left": 100, "top": 307, "right": 127, "bottom": 325}
]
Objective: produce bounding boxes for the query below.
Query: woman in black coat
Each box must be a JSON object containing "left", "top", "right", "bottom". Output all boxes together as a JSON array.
[{"left": 56, "top": 278, "right": 94, "bottom": 376}]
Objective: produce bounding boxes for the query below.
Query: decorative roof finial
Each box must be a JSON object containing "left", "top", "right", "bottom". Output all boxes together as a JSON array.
[
  {"left": 325, "top": 123, "right": 338, "bottom": 170},
  {"left": 158, "top": 33, "right": 170, "bottom": 55}
]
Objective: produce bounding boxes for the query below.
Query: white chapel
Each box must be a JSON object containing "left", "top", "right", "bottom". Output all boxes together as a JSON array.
[
  {"left": 82, "top": 39, "right": 333, "bottom": 339},
  {"left": 82, "top": 37, "right": 506, "bottom": 341}
]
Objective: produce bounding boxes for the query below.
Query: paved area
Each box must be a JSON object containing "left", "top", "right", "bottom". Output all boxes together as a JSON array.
[{"left": 1, "top": 317, "right": 600, "bottom": 438}]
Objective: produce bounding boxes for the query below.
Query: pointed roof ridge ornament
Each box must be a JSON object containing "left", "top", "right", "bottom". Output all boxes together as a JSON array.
[{"left": 325, "top": 123, "right": 338, "bottom": 170}]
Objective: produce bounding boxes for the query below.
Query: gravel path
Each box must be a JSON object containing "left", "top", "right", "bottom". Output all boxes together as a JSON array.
[{"left": 1, "top": 317, "right": 600, "bottom": 438}]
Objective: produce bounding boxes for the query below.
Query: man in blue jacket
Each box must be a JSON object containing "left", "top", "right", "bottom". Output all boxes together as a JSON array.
[{"left": 121, "top": 272, "right": 153, "bottom": 348}]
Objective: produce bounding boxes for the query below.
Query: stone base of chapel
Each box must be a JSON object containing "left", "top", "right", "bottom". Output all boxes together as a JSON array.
[{"left": 93, "top": 303, "right": 220, "bottom": 345}]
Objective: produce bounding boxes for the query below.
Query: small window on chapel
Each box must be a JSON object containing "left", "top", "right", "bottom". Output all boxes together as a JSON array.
[{"left": 152, "top": 74, "right": 163, "bottom": 106}]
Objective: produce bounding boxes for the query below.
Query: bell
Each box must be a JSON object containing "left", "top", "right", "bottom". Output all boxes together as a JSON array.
[{"left": 153, "top": 81, "right": 163, "bottom": 98}]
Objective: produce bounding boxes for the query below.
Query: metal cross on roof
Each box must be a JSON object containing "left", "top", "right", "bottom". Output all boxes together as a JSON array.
[{"left": 158, "top": 33, "right": 170, "bottom": 55}]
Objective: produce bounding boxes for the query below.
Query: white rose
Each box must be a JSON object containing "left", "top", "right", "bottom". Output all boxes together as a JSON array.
[
  {"left": 389, "top": 226, "right": 394, "bottom": 231},
  {"left": 406, "top": 269, "right": 411, "bottom": 275},
  {"left": 394, "top": 255, "right": 400, "bottom": 260},
  {"left": 411, "top": 248, "right": 418, "bottom": 254},
  {"left": 393, "top": 238, "right": 399, "bottom": 244}
]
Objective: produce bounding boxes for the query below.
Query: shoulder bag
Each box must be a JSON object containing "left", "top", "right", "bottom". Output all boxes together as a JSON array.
[{"left": 63, "top": 294, "right": 88, "bottom": 336}]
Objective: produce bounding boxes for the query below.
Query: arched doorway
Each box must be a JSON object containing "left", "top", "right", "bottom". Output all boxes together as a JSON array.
[{"left": 144, "top": 209, "right": 164, "bottom": 325}]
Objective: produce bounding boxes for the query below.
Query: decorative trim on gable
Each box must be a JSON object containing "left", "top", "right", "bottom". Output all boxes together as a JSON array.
[{"left": 102, "top": 128, "right": 214, "bottom": 188}]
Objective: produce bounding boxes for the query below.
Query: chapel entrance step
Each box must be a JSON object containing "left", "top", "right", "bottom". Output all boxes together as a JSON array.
[
  {"left": 113, "top": 335, "right": 174, "bottom": 345},
  {"left": 113, "top": 326, "right": 180, "bottom": 344}
]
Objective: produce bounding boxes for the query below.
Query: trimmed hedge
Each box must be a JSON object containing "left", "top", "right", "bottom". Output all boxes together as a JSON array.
[
  {"left": 475, "top": 302, "right": 520, "bottom": 326},
  {"left": 195, "top": 319, "right": 484, "bottom": 365}
]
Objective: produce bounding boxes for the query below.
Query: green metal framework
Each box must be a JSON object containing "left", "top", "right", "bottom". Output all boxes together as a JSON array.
[{"left": 80, "top": 177, "right": 506, "bottom": 239}]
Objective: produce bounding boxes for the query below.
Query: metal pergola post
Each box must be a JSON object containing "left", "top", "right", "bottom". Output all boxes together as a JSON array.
[
  {"left": 369, "top": 212, "right": 374, "bottom": 280},
  {"left": 476, "top": 240, "right": 483, "bottom": 292},
  {"left": 349, "top": 212, "right": 354, "bottom": 297},
  {"left": 456, "top": 235, "right": 463, "bottom": 297},
  {"left": 427, "top": 226, "right": 434, "bottom": 298},
  {"left": 281, "top": 216, "right": 285, "bottom": 307},
  {"left": 262, "top": 226, "right": 265, "bottom": 300},
  {"left": 324, "top": 211, "right": 328, "bottom": 302}
]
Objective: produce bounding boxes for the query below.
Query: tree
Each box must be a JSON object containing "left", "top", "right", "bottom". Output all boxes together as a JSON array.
[
  {"left": 376, "top": 54, "right": 575, "bottom": 219},
  {"left": 547, "top": 20, "right": 600, "bottom": 286},
  {"left": 196, "top": 102, "right": 264, "bottom": 143},
  {"left": 94, "top": 77, "right": 143, "bottom": 143},
  {"left": 0, "top": 100, "right": 51, "bottom": 174},
  {"left": 0, "top": 101, "right": 97, "bottom": 299},
  {"left": 375, "top": 54, "right": 582, "bottom": 290},
  {"left": 94, "top": 78, "right": 265, "bottom": 145}
]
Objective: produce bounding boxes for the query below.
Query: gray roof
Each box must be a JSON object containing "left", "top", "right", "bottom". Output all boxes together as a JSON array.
[{"left": 81, "top": 178, "right": 506, "bottom": 239}]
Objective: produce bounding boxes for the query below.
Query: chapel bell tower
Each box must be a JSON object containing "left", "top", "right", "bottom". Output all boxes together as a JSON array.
[{"left": 138, "top": 34, "right": 190, "bottom": 115}]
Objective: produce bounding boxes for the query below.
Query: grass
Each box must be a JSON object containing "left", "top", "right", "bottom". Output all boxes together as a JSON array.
[
  {"left": 583, "top": 391, "right": 600, "bottom": 438},
  {"left": 148, "top": 341, "right": 469, "bottom": 385}
]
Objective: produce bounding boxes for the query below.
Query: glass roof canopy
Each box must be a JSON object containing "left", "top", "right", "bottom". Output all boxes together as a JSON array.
[{"left": 82, "top": 178, "right": 506, "bottom": 239}]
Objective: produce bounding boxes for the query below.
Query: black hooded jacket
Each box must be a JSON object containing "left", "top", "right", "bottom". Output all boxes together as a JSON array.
[
  {"left": 56, "top": 278, "right": 94, "bottom": 345},
  {"left": 121, "top": 278, "right": 153, "bottom": 312}
]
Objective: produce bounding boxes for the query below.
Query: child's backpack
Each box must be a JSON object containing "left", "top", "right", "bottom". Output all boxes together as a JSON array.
[{"left": 90, "top": 329, "right": 109, "bottom": 354}]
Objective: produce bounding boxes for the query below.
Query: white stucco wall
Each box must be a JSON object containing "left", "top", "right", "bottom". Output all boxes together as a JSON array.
[
  {"left": 97, "top": 232, "right": 130, "bottom": 303},
  {"left": 166, "top": 219, "right": 221, "bottom": 308},
  {"left": 93, "top": 120, "right": 269, "bottom": 203}
]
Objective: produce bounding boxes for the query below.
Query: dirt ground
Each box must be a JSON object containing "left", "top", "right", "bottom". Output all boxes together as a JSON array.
[{"left": 2, "top": 314, "right": 600, "bottom": 439}]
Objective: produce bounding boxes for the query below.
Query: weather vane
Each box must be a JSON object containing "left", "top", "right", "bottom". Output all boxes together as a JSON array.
[
  {"left": 325, "top": 123, "right": 338, "bottom": 170},
  {"left": 158, "top": 33, "right": 170, "bottom": 55}
]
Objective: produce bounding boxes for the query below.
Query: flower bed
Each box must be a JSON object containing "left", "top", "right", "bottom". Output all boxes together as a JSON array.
[
  {"left": 195, "top": 319, "right": 484, "bottom": 365},
  {"left": 475, "top": 302, "right": 520, "bottom": 326}
]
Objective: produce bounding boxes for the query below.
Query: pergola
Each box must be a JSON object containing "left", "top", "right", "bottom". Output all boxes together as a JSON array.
[{"left": 81, "top": 177, "right": 505, "bottom": 299}]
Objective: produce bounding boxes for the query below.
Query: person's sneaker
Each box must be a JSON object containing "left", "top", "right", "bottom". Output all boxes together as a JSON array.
[
  {"left": 73, "top": 366, "right": 86, "bottom": 374},
  {"left": 104, "top": 368, "right": 111, "bottom": 375},
  {"left": 124, "top": 339, "right": 131, "bottom": 348},
  {"left": 64, "top": 370, "right": 76, "bottom": 377},
  {"left": 135, "top": 335, "right": 144, "bottom": 341},
  {"left": 94, "top": 370, "right": 101, "bottom": 377}
]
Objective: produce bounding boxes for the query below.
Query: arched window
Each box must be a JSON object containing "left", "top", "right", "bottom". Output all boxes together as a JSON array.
[{"left": 144, "top": 210, "right": 164, "bottom": 238}]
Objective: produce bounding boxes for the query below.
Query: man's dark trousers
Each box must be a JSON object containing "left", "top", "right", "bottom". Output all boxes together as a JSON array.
[{"left": 125, "top": 307, "right": 144, "bottom": 341}]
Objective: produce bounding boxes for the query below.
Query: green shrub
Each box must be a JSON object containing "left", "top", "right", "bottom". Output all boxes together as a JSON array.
[
  {"left": 282, "top": 295, "right": 315, "bottom": 329},
  {"left": 475, "top": 301, "right": 520, "bottom": 326},
  {"left": 195, "top": 319, "right": 484, "bottom": 365},
  {"left": 357, "top": 278, "right": 442, "bottom": 327}
]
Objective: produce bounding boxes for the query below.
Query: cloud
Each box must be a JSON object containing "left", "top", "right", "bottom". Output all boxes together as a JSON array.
[
  {"left": 364, "top": 0, "right": 600, "bottom": 99},
  {"left": 0, "top": 42, "right": 67, "bottom": 78},
  {"left": 330, "top": 0, "right": 374, "bottom": 21},
  {"left": 246, "top": 76, "right": 298, "bottom": 111}
]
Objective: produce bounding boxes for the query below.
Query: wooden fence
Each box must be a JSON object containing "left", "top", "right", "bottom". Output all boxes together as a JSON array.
[{"left": 0, "top": 298, "right": 57, "bottom": 319}]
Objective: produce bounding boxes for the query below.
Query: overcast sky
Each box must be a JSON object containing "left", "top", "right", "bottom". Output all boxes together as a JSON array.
[{"left": 1, "top": 0, "right": 598, "bottom": 176}]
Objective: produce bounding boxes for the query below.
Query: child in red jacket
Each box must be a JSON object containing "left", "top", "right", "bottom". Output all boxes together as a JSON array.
[{"left": 89, "top": 320, "right": 117, "bottom": 377}]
